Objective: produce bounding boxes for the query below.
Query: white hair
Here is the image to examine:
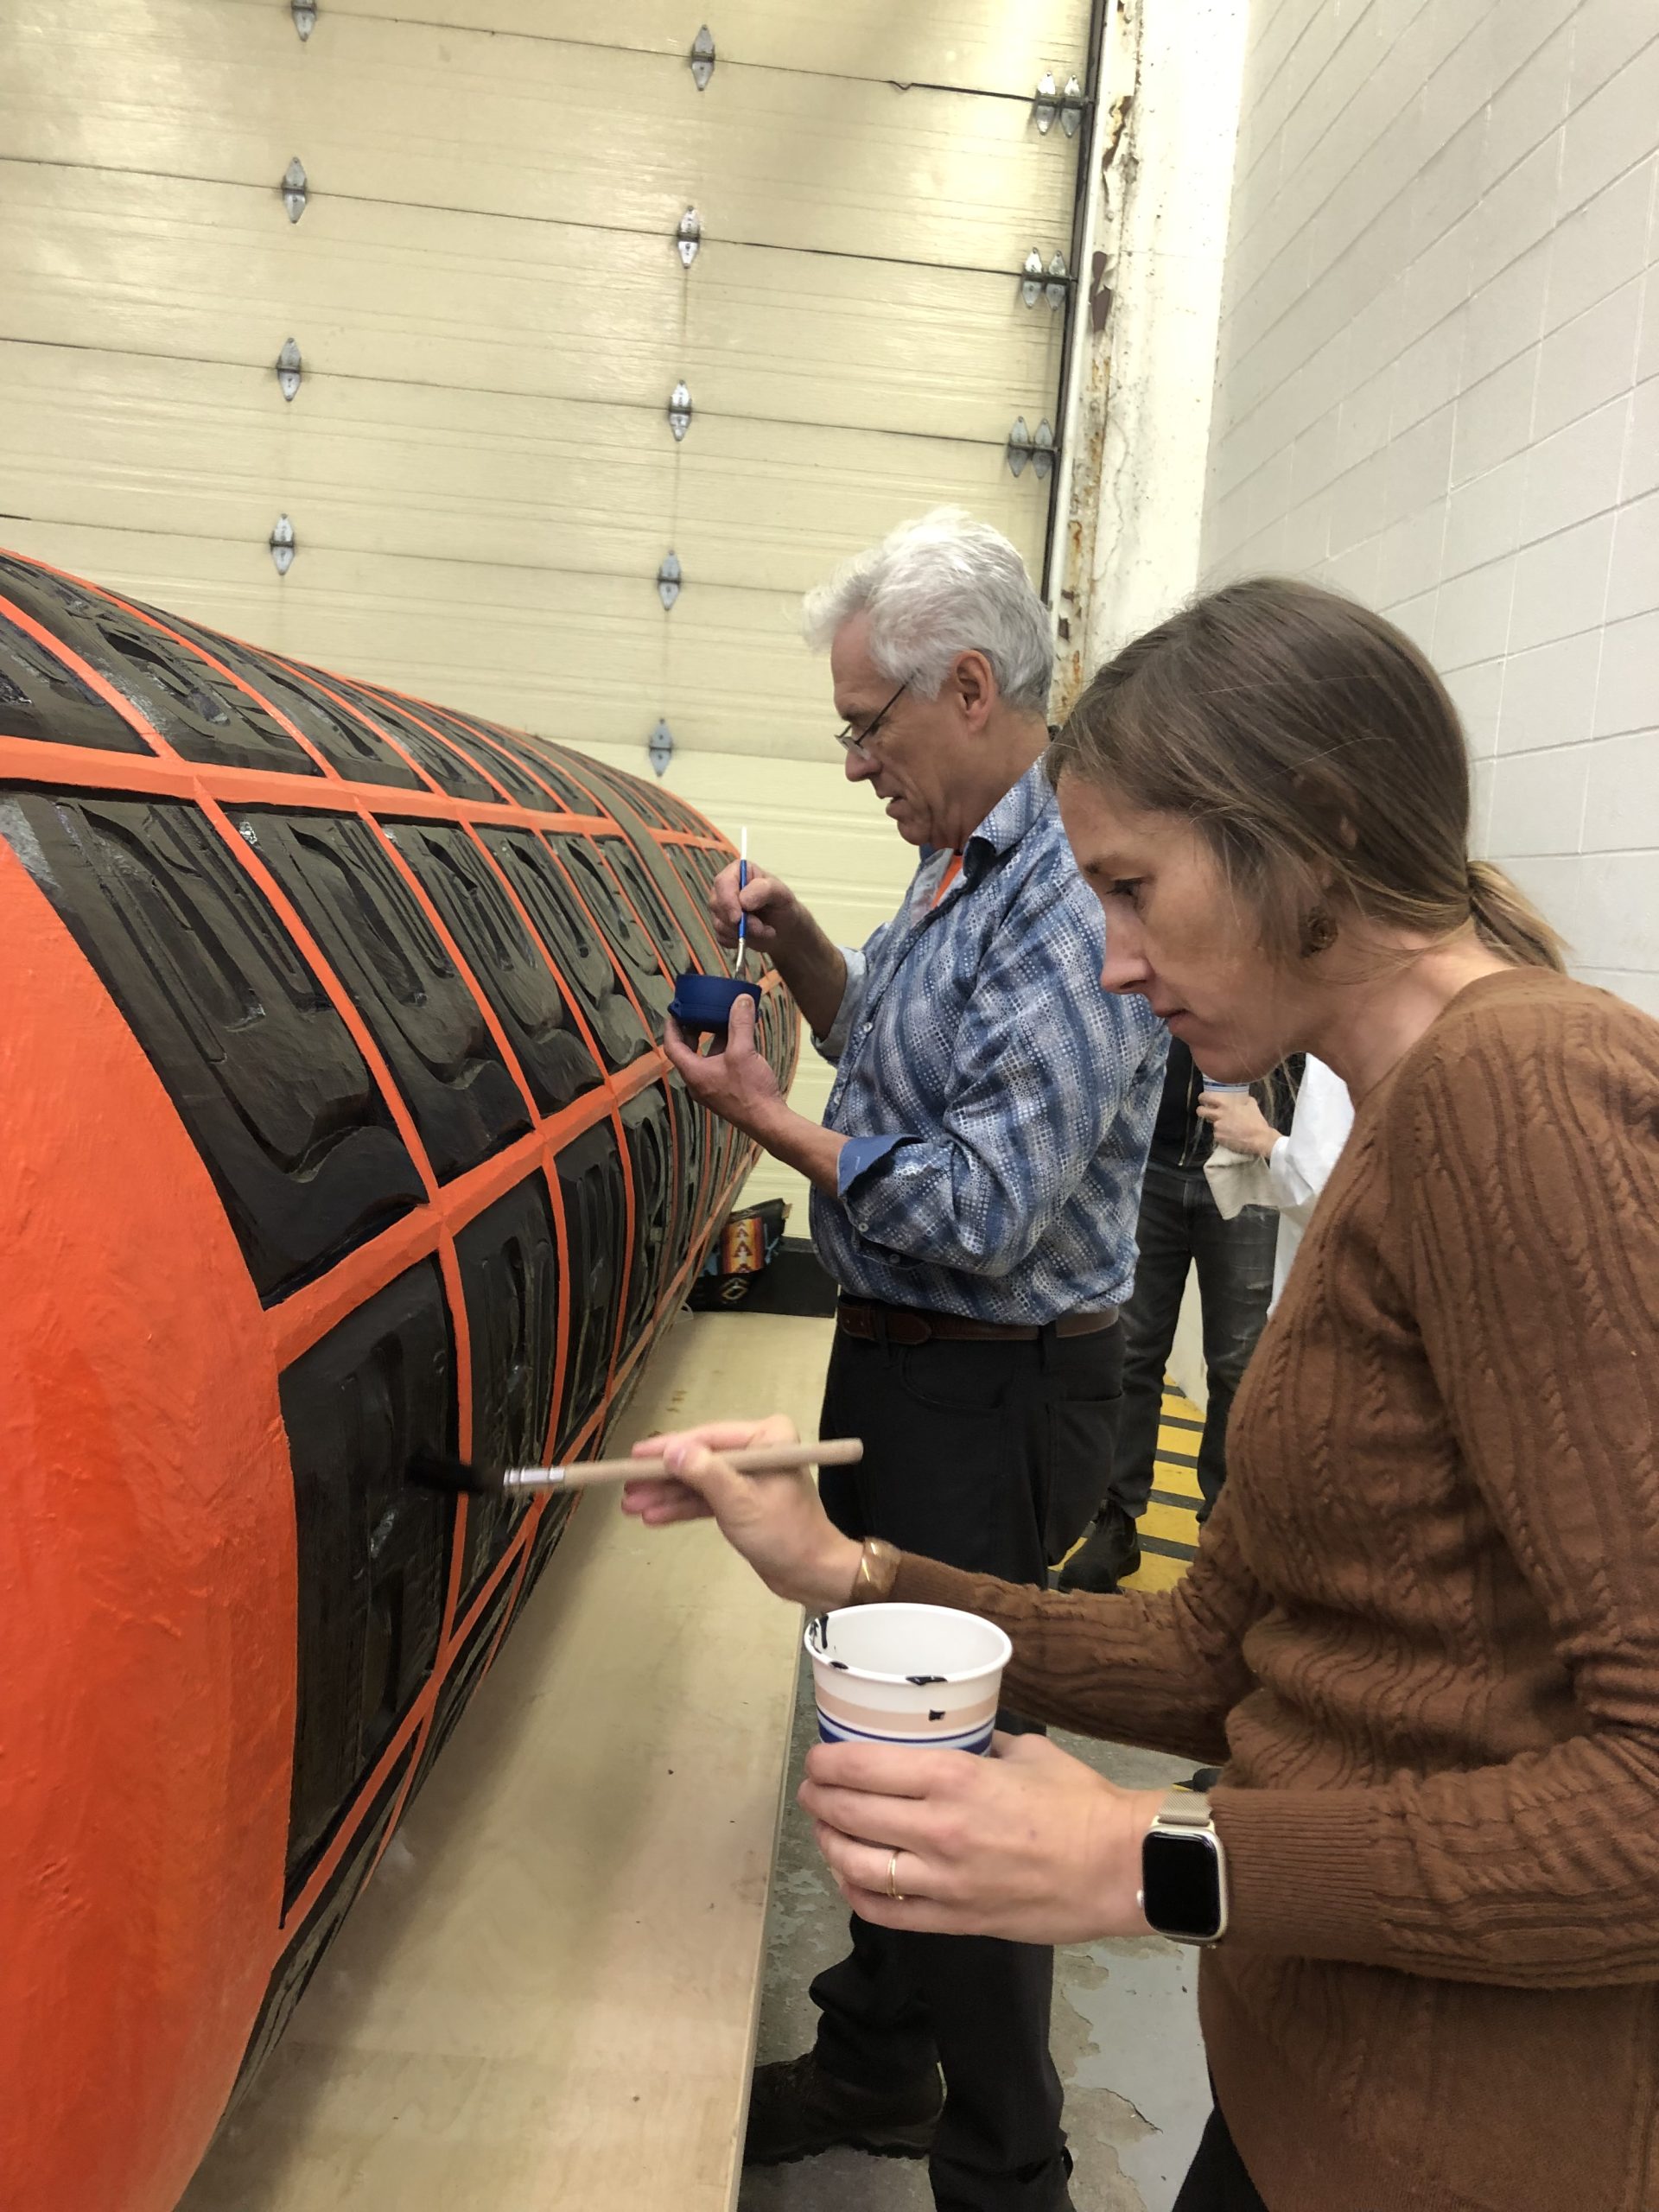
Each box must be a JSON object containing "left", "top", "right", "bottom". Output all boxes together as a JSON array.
[{"left": 802, "top": 509, "right": 1053, "bottom": 715}]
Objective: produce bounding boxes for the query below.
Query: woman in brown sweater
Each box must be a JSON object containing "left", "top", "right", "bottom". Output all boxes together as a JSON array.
[{"left": 624, "top": 580, "right": 1659, "bottom": 2212}]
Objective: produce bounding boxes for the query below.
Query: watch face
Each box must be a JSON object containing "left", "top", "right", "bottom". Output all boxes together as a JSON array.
[{"left": 1142, "top": 1828, "right": 1224, "bottom": 1942}]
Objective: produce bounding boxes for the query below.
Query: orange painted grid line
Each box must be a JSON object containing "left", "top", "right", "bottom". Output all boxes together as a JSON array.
[
  {"left": 1, "top": 562, "right": 793, "bottom": 1966},
  {"left": 0, "top": 600, "right": 740, "bottom": 1367},
  {"left": 438, "top": 806, "right": 641, "bottom": 1421},
  {"left": 268, "top": 1085, "right": 612, "bottom": 1368},
  {"left": 9, "top": 546, "right": 606, "bottom": 830},
  {"left": 0, "top": 727, "right": 616, "bottom": 835},
  {"left": 536, "top": 839, "right": 666, "bottom": 1036},
  {"left": 3, "top": 548, "right": 750, "bottom": 875},
  {"left": 0, "top": 562, "right": 600, "bottom": 830},
  {"left": 285, "top": 1142, "right": 761, "bottom": 1934},
  {"left": 358, "top": 678, "right": 607, "bottom": 824},
  {"left": 265, "top": 1046, "right": 680, "bottom": 1371},
  {"left": 73, "top": 582, "right": 383, "bottom": 789},
  {"left": 0, "top": 595, "right": 453, "bottom": 1211}
]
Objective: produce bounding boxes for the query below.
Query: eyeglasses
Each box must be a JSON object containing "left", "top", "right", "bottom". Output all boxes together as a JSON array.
[{"left": 832, "top": 681, "right": 908, "bottom": 760}]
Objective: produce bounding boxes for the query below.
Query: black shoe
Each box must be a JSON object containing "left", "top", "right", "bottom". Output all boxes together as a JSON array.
[
  {"left": 1057, "top": 1503, "right": 1141, "bottom": 1592},
  {"left": 744, "top": 2050, "right": 943, "bottom": 2166},
  {"left": 1187, "top": 1766, "right": 1223, "bottom": 1791}
]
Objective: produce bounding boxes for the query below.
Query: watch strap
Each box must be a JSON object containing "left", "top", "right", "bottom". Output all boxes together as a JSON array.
[{"left": 1157, "top": 1787, "right": 1216, "bottom": 1831}]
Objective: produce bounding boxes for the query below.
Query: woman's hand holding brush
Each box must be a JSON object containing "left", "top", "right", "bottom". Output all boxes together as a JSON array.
[{"left": 620, "top": 1414, "right": 863, "bottom": 1610}]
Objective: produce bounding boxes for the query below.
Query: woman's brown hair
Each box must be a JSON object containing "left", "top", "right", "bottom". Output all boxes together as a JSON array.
[{"left": 1047, "top": 576, "right": 1566, "bottom": 972}]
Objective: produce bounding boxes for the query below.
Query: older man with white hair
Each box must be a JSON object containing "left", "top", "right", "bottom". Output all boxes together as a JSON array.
[{"left": 664, "top": 512, "right": 1164, "bottom": 2212}]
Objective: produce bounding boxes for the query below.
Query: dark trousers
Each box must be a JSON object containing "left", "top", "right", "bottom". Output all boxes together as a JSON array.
[
  {"left": 1110, "top": 1165, "right": 1275, "bottom": 1521},
  {"left": 811, "top": 1317, "right": 1122, "bottom": 2212},
  {"left": 1173, "top": 2103, "right": 1270, "bottom": 2210}
]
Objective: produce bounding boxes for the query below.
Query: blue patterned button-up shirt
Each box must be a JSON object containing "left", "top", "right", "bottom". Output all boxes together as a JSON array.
[{"left": 810, "top": 761, "right": 1166, "bottom": 1324}]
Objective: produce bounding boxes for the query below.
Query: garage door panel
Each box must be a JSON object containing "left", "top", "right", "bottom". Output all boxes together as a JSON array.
[
  {"left": 2, "top": 346, "right": 1053, "bottom": 594},
  {"left": 674, "top": 420, "right": 1050, "bottom": 590},
  {"left": 325, "top": 0, "right": 1095, "bottom": 100},
  {"left": 9, "top": 0, "right": 1087, "bottom": 1238},
  {"left": 0, "top": 168, "right": 1066, "bottom": 443},
  {"left": 0, "top": 520, "right": 647, "bottom": 753},
  {"left": 3, "top": 2, "right": 1080, "bottom": 269},
  {"left": 0, "top": 347, "right": 666, "bottom": 582},
  {"left": 690, "top": 246, "right": 1067, "bottom": 446},
  {"left": 0, "top": 164, "right": 679, "bottom": 416}
]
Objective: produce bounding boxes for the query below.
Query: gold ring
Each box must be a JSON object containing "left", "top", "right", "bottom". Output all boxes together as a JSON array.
[{"left": 887, "top": 1850, "right": 905, "bottom": 1902}]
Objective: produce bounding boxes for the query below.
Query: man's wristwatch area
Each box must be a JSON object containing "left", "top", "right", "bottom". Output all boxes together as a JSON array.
[{"left": 1139, "top": 1787, "right": 1230, "bottom": 1945}]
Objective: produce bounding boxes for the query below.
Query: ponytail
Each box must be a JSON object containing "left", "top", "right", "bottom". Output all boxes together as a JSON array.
[{"left": 1466, "top": 860, "right": 1567, "bottom": 973}]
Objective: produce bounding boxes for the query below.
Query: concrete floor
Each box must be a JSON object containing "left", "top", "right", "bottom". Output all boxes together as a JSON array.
[{"left": 737, "top": 1656, "right": 1211, "bottom": 2212}]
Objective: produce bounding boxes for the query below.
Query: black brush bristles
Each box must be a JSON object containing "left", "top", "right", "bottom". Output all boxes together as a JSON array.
[{"left": 405, "top": 1450, "right": 504, "bottom": 1497}]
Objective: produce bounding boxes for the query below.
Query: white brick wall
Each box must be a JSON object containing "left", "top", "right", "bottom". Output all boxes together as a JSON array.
[{"left": 1201, "top": 0, "right": 1659, "bottom": 1014}]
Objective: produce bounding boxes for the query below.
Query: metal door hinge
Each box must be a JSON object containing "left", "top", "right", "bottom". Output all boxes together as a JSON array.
[
  {"left": 677, "top": 207, "right": 702, "bottom": 267},
  {"left": 276, "top": 338, "right": 303, "bottom": 401},
  {"left": 690, "top": 25, "right": 715, "bottom": 88},
  {"left": 281, "top": 157, "right": 308, "bottom": 222},
  {"left": 648, "top": 719, "right": 675, "bottom": 775},
  {"left": 1033, "top": 73, "right": 1087, "bottom": 137},
  {"left": 657, "top": 553, "right": 683, "bottom": 609},
  {"left": 1007, "top": 417, "right": 1057, "bottom": 480},
  {"left": 668, "top": 382, "right": 693, "bottom": 441},
  {"left": 269, "top": 515, "right": 297, "bottom": 575},
  {"left": 292, "top": 0, "right": 317, "bottom": 38},
  {"left": 1020, "top": 249, "right": 1070, "bottom": 309}
]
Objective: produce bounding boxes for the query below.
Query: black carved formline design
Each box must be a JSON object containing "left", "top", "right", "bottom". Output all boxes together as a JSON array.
[{"left": 0, "top": 546, "right": 800, "bottom": 2107}]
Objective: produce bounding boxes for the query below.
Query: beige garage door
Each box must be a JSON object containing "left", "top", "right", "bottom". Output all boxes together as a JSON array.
[{"left": 0, "top": 0, "right": 1096, "bottom": 1213}]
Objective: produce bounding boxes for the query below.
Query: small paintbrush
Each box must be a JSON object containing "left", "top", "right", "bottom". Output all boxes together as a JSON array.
[
  {"left": 734, "top": 827, "right": 749, "bottom": 977},
  {"left": 410, "top": 1435, "right": 863, "bottom": 1497}
]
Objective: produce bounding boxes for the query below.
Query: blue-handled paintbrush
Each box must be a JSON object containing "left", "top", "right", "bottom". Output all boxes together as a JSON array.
[{"left": 734, "top": 827, "right": 749, "bottom": 976}]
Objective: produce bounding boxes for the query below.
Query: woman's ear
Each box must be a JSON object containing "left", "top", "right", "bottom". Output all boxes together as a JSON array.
[{"left": 1288, "top": 767, "right": 1359, "bottom": 854}]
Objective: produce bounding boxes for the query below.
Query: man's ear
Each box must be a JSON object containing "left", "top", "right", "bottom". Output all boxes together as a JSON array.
[{"left": 952, "top": 649, "right": 996, "bottom": 730}]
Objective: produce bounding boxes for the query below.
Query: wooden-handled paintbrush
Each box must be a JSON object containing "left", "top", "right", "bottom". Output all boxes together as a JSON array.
[{"left": 410, "top": 1435, "right": 863, "bottom": 1497}]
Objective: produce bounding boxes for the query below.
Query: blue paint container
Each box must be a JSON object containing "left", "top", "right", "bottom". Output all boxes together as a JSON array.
[{"left": 669, "top": 971, "right": 762, "bottom": 1041}]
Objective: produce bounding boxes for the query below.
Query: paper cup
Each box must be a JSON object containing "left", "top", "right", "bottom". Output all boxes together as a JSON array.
[{"left": 804, "top": 1603, "right": 1013, "bottom": 1756}]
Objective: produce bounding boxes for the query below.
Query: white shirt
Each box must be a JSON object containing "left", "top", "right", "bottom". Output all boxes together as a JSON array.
[{"left": 1265, "top": 1056, "right": 1356, "bottom": 1311}]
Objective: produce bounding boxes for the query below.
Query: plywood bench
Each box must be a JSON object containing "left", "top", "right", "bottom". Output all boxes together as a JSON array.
[{"left": 181, "top": 1312, "right": 830, "bottom": 2212}]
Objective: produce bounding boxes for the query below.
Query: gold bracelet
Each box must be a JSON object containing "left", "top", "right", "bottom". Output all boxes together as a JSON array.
[{"left": 852, "top": 1535, "right": 901, "bottom": 1601}]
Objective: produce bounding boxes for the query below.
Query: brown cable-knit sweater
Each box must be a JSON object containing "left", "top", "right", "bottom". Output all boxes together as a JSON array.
[{"left": 857, "top": 970, "right": 1659, "bottom": 2211}]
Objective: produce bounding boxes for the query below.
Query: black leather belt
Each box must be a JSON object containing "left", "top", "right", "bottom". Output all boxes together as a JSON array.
[{"left": 836, "top": 1297, "right": 1118, "bottom": 1346}]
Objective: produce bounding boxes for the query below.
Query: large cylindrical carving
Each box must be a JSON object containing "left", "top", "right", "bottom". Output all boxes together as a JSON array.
[{"left": 0, "top": 548, "right": 796, "bottom": 2212}]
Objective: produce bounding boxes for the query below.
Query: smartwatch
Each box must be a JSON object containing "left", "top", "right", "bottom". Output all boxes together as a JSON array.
[{"left": 1138, "top": 1789, "right": 1229, "bottom": 1944}]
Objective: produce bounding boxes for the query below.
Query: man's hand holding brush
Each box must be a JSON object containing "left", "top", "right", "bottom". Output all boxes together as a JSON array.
[
  {"left": 706, "top": 855, "right": 849, "bottom": 1041},
  {"left": 620, "top": 1414, "right": 862, "bottom": 1610},
  {"left": 707, "top": 857, "right": 799, "bottom": 953}
]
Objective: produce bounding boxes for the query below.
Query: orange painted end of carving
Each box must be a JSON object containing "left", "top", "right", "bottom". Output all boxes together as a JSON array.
[{"left": 0, "top": 845, "right": 296, "bottom": 2212}]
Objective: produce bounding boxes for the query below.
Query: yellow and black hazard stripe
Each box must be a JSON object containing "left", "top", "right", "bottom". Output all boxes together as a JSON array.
[{"left": 1123, "top": 1377, "right": 1205, "bottom": 1592}]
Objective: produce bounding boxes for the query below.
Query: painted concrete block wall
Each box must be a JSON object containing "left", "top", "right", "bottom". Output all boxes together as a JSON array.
[{"left": 1202, "top": 0, "right": 1659, "bottom": 1015}]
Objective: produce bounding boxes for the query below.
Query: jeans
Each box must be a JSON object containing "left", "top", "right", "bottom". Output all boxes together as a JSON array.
[
  {"left": 1110, "top": 1165, "right": 1275, "bottom": 1520},
  {"left": 811, "top": 1315, "right": 1122, "bottom": 2212}
]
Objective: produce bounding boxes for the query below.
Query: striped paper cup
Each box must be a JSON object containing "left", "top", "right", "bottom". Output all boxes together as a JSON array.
[{"left": 804, "top": 1603, "right": 1012, "bottom": 1756}]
